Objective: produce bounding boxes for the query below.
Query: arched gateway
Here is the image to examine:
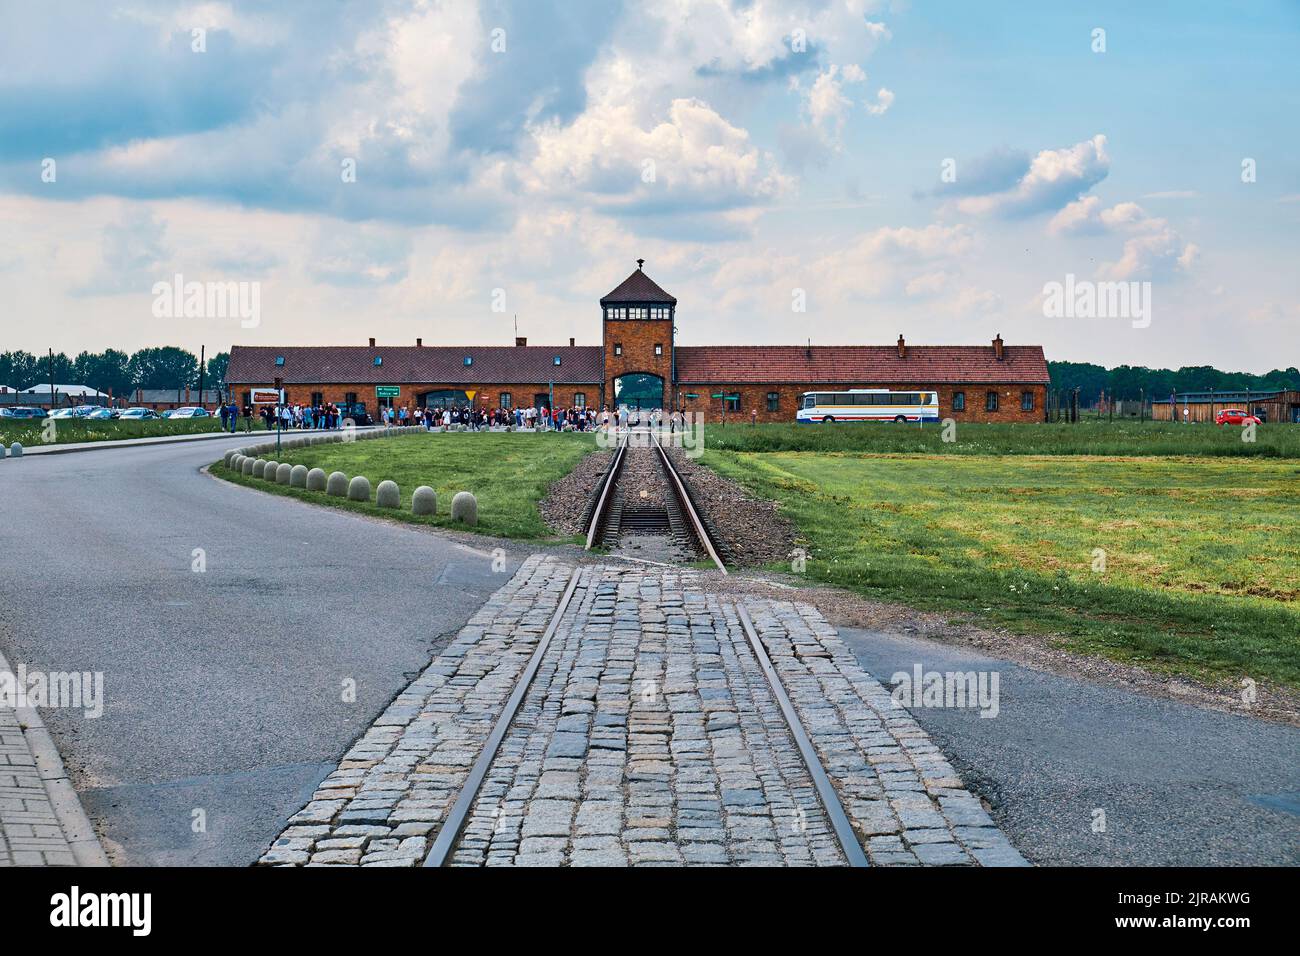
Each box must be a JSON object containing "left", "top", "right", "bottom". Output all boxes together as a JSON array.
[{"left": 613, "top": 372, "right": 664, "bottom": 411}]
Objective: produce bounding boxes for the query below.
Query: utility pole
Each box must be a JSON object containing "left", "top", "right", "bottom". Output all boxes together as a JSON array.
[
  {"left": 197, "top": 344, "right": 206, "bottom": 410},
  {"left": 48, "top": 348, "right": 55, "bottom": 411}
]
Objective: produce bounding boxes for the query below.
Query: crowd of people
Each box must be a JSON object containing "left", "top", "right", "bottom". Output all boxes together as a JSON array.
[{"left": 217, "top": 400, "right": 692, "bottom": 434}]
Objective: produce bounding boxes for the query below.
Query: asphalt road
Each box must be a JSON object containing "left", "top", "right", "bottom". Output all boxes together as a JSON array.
[
  {"left": 0, "top": 433, "right": 529, "bottom": 865},
  {"left": 840, "top": 627, "right": 1300, "bottom": 866}
]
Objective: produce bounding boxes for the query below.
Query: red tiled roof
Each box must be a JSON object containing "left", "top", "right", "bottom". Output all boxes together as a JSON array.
[
  {"left": 226, "top": 345, "right": 603, "bottom": 385},
  {"left": 674, "top": 345, "right": 1049, "bottom": 385},
  {"left": 600, "top": 266, "right": 677, "bottom": 305}
]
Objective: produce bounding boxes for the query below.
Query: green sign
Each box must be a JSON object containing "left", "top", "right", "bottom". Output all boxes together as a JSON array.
[
  {"left": 376, "top": 386, "right": 400, "bottom": 398},
  {"left": 684, "top": 393, "right": 699, "bottom": 399},
  {"left": 712, "top": 393, "right": 741, "bottom": 400}
]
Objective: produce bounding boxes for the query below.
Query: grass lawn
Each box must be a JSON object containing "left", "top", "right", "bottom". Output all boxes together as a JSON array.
[
  {"left": 0, "top": 416, "right": 268, "bottom": 446},
  {"left": 702, "top": 450, "right": 1300, "bottom": 688},
  {"left": 702, "top": 420, "right": 1300, "bottom": 457},
  {"left": 212, "top": 431, "right": 597, "bottom": 539}
]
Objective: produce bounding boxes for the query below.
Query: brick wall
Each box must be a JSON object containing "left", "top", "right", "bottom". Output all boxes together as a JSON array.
[
  {"left": 603, "top": 317, "right": 673, "bottom": 405},
  {"left": 675, "top": 383, "right": 1047, "bottom": 424},
  {"left": 236, "top": 383, "right": 600, "bottom": 411}
]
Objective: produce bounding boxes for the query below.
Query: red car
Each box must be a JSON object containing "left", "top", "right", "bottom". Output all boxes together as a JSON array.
[{"left": 1215, "top": 408, "right": 1262, "bottom": 426}]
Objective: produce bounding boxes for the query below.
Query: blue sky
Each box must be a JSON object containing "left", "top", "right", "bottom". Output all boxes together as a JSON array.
[{"left": 1, "top": 0, "right": 1296, "bottom": 372}]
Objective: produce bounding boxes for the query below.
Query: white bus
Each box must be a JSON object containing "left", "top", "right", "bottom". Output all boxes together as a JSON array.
[{"left": 797, "top": 389, "right": 939, "bottom": 424}]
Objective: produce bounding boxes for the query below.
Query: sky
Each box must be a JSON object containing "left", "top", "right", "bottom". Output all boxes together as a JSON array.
[{"left": 1, "top": 0, "right": 1297, "bottom": 372}]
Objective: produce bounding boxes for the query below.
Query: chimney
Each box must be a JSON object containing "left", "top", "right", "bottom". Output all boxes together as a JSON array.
[
  {"left": 515, "top": 336, "right": 527, "bottom": 347},
  {"left": 569, "top": 337, "right": 575, "bottom": 347},
  {"left": 416, "top": 337, "right": 422, "bottom": 347},
  {"left": 368, "top": 337, "right": 376, "bottom": 348},
  {"left": 992, "top": 334, "right": 1004, "bottom": 360},
  {"left": 896, "top": 334, "right": 906, "bottom": 359}
]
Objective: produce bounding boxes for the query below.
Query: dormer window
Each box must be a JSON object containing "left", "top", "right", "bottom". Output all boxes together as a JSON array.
[
  {"left": 554, "top": 356, "right": 562, "bottom": 366},
  {"left": 275, "top": 356, "right": 285, "bottom": 366},
  {"left": 464, "top": 356, "right": 472, "bottom": 366},
  {"left": 374, "top": 356, "right": 382, "bottom": 366}
]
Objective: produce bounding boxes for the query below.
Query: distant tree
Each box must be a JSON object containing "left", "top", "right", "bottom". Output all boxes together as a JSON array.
[
  {"left": 0, "top": 351, "right": 41, "bottom": 391},
  {"left": 72, "top": 349, "right": 133, "bottom": 398},
  {"left": 205, "top": 352, "right": 229, "bottom": 388},
  {"left": 128, "top": 347, "right": 199, "bottom": 390}
]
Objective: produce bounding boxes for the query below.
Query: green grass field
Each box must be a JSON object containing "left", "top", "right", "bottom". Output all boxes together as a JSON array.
[
  {"left": 702, "top": 420, "right": 1300, "bottom": 457},
  {"left": 212, "top": 431, "right": 596, "bottom": 539},
  {"left": 701, "top": 449, "right": 1300, "bottom": 688},
  {"left": 0, "top": 416, "right": 267, "bottom": 446}
]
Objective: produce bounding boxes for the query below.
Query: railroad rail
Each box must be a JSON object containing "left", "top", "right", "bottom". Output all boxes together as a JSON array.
[
  {"left": 422, "top": 562, "right": 868, "bottom": 867},
  {"left": 583, "top": 428, "right": 727, "bottom": 574}
]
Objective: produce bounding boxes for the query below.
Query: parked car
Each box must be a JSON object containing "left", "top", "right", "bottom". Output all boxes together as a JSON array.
[
  {"left": 118, "top": 407, "right": 161, "bottom": 420},
  {"left": 1, "top": 406, "right": 48, "bottom": 419},
  {"left": 87, "top": 407, "right": 118, "bottom": 419},
  {"left": 1214, "top": 408, "right": 1262, "bottom": 426},
  {"left": 164, "top": 406, "right": 210, "bottom": 419},
  {"left": 49, "top": 405, "right": 98, "bottom": 419}
]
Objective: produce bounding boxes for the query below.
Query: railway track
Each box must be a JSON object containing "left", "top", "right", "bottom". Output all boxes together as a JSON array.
[
  {"left": 583, "top": 429, "right": 728, "bottom": 573},
  {"left": 423, "top": 431, "right": 868, "bottom": 868}
]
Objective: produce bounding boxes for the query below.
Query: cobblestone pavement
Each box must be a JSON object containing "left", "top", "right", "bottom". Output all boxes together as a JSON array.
[
  {"left": 260, "top": 556, "right": 1026, "bottom": 867},
  {"left": 0, "top": 702, "right": 77, "bottom": 866}
]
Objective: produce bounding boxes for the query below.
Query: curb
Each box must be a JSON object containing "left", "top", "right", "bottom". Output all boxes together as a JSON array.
[
  {"left": 18, "top": 427, "right": 336, "bottom": 457},
  {"left": 0, "top": 646, "right": 110, "bottom": 867}
]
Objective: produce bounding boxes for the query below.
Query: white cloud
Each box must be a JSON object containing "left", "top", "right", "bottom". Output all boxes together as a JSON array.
[
  {"left": 956, "top": 134, "right": 1110, "bottom": 218},
  {"left": 864, "top": 87, "right": 894, "bottom": 115},
  {"left": 1049, "top": 196, "right": 1200, "bottom": 280}
]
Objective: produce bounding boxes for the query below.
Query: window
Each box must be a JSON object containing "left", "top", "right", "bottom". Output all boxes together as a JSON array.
[
  {"left": 463, "top": 356, "right": 473, "bottom": 366},
  {"left": 499, "top": 392, "right": 512, "bottom": 409},
  {"left": 311, "top": 392, "right": 323, "bottom": 406},
  {"left": 554, "top": 356, "right": 562, "bottom": 366},
  {"left": 614, "top": 343, "right": 623, "bottom": 356},
  {"left": 650, "top": 306, "right": 671, "bottom": 320},
  {"left": 241, "top": 391, "right": 251, "bottom": 407},
  {"left": 952, "top": 391, "right": 965, "bottom": 411},
  {"left": 1021, "top": 390, "right": 1035, "bottom": 411},
  {"left": 802, "top": 395, "right": 815, "bottom": 409},
  {"left": 629, "top": 307, "right": 647, "bottom": 320},
  {"left": 766, "top": 392, "right": 780, "bottom": 412},
  {"left": 345, "top": 392, "right": 357, "bottom": 405},
  {"left": 986, "top": 391, "right": 999, "bottom": 412},
  {"left": 724, "top": 395, "right": 740, "bottom": 412},
  {"left": 574, "top": 392, "right": 586, "bottom": 408},
  {"left": 654, "top": 343, "right": 663, "bottom": 356},
  {"left": 275, "top": 356, "right": 285, "bottom": 366}
]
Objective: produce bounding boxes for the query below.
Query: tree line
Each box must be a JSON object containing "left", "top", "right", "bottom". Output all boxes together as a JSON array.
[
  {"left": 1048, "top": 361, "right": 1297, "bottom": 404},
  {"left": 0, "top": 349, "right": 229, "bottom": 398}
]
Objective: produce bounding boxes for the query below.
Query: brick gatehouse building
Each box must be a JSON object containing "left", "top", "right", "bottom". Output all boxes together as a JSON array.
[{"left": 226, "top": 262, "right": 1049, "bottom": 423}]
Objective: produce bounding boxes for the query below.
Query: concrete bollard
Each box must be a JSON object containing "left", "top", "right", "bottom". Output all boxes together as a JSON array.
[
  {"left": 275, "top": 463, "right": 293, "bottom": 484},
  {"left": 239, "top": 457, "right": 254, "bottom": 476},
  {"left": 347, "top": 475, "right": 371, "bottom": 502},
  {"left": 252, "top": 459, "right": 268, "bottom": 478},
  {"left": 290, "top": 464, "right": 309, "bottom": 488},
  {"left": 9, "top": 442, "right": 22, "bottom": 458},
  {"left": 412, "top": 486, "right": 437, "bottom": 516},
  {"left": 229, "top": 454, "right": 244, "bottom": 471},
  {"left": 0, "top": 445, "right": 6, "bottom": 460},
  {"left": 263, "top": 460, "right": 280, "bottom": 480},
  {"left": 326, "top": 471, "right": 348, "bottom": 496},
  {"left": 306, "top": 467, "right": 327, "bottom": 492},
  {"left": 223, "top": 450, "right": 236, "bottom": 467},
  {"left": 450, "top": 491, "right": 477, "bottom": 526},
  {"left": 376, "top": 480, "right": 400, "bottom": 509}
]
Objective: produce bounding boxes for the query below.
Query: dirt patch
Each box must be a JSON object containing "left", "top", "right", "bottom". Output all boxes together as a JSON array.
[
  {"left": 540, "top": 448, "right": 612, "bottom": 536},
  {"left": 666, "top": 448, "right": 799, "bottom": 567}
]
